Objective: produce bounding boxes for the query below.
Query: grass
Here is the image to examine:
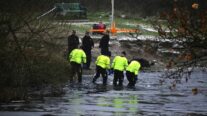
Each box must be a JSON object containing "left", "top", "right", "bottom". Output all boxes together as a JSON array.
[{"left": 63, "top": 11, "right": 159, "bottom": 36}]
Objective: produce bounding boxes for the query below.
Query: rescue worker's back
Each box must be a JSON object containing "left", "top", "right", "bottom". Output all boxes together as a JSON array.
[
  {"left": 126, "top": 60, "right": 141, "bottom": 75},
  {"left": 69, "top": 49, "right": 86, "bottom": 64},
  {"left": 95, "top": 55, "right": 110, "bottom": 69},
  {"left": 112, "top": 56, "right": 128, "bottom": 71}
]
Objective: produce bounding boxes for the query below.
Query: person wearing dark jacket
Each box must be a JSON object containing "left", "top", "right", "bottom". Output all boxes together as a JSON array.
[
  {"left": 68, "top": 30, "right": 80, "bottom": 55},
  {"left": 99, "top": 30, "right": 110, "bottom": 55},
  {"left": 82, "top": 31, "right": 94, "bottom": 69}
]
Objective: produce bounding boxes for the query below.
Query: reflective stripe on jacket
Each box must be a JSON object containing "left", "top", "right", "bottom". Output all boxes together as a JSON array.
[
  {"left": 96, "top": 55, "right": 110, "bottom": 69},
  {"left": 126, "top": 60, "right": 141, "bottom": 75},
  {"left": 111, "top": 56, "right": 128, "bottom": 71},
  {"left": 69, "top": 49, "right": 86, "bottom": 64}
]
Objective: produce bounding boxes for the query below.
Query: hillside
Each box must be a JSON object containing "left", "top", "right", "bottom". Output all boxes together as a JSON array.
[{"left": 1, "top": 0, "right": 206, "bottom": 18}]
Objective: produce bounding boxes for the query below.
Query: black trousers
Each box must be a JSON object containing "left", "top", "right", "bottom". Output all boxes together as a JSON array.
[
  {"left": 70, "top": 61, "right": 82, "bottom": 83},
  {"left": 93, "top": 66, "right": 108, "bottom": 85},
  {"left": 113, "top": 70, "right": 124, "bottom": 86},
  {"left": 100, "top": 47, "right": 109, "bottom": 55},
  {"left": 83, "top": 50, "right": 92, "bottom": 69},
  {"left": 126, "top": 71, "right": 137, "bottom": 87},
  {"left": 68, "top": 46, "right": 77, "bottom": 55}
]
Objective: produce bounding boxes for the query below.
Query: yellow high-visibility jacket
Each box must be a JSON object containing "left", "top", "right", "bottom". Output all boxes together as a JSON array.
[
  {"left": 126, "top": 60, "right": 141, "bottom": 75},
  {"left": 96, "top": 55, "right": 110, "bottom": 69},
  {"left": 111, "top": 56, "right": 128, "bottom": 71},
  {"left": 69, "top": 49, "right": 86, "bottom": 64}
]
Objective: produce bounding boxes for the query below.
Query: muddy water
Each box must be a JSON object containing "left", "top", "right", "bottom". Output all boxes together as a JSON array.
[{"left": 0, "top": 71, "right": 207, "bottom": 116}]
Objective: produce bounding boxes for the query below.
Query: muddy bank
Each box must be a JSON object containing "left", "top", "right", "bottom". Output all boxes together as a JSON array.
[{"left": 83, "top": 35, "right": 166, "bottom": 75}]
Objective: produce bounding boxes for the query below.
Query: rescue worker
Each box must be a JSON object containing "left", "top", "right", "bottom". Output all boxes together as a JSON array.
[
  {"left": 111, "top": 51, "right": 128, "bottom": 86},
  {"left": 99, "top": 30, "right": 110, "bottom": 55},
  {"left": 68, "top": 30, "right": 80, "bottom": 55},
  {"left": 68, "top": 46, "right": 86, "bottom": 83},
  {"left": 126, "top": 59, "right": 141, "bottom": 87},
  {"left": 92, "top": 52, "right": 111, "bottom": 85},
  {"left": 82, "top": 31, "right": 94, "bottom": 69}
]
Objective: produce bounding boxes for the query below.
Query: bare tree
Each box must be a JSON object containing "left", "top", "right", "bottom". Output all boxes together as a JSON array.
[
  {"left": 151, "top": 1, "right": 207, "bottom": 86},
  {"left": 0, "top": 0, "right": 70, "bottom": 101}
]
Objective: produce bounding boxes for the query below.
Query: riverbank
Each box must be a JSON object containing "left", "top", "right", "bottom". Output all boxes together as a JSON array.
[{"left": 0, "top": 14, "right": 178, "bottom": 102}]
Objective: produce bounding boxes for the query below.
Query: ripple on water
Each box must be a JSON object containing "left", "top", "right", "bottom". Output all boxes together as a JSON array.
[{"left": 0, "top": 71, "right": 207, "bottom": 116}]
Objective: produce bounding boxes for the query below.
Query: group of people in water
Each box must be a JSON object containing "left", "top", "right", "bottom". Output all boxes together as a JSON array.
[{"left": 67, "top": 30, "right": 141, "bottom": 87}]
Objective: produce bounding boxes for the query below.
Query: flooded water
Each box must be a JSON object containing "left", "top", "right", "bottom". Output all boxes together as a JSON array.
[{"left": 0, "top": 71, "right": 207, "bottom": 116}]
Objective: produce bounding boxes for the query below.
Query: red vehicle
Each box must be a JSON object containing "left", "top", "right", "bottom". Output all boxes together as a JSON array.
[{"left": 92, "top": 22, "right": 106, "bottom": 35}]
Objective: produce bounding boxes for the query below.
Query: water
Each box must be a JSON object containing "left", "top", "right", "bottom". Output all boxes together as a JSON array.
[{"left": 0, "top": 71, "right": 207, "bottom": 116}]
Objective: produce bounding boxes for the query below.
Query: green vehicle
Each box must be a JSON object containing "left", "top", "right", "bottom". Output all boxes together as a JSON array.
[{"left": 54, "top": 3, "right": 87, "bottom": 19}]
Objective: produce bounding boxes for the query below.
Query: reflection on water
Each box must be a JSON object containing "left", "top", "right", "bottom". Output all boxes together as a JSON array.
[
  {"left": 0, "top": 71, "right": 207, "bottom": 116},
  {"left": 128, "top": 95, "right": 138, "bottom": 113}
]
